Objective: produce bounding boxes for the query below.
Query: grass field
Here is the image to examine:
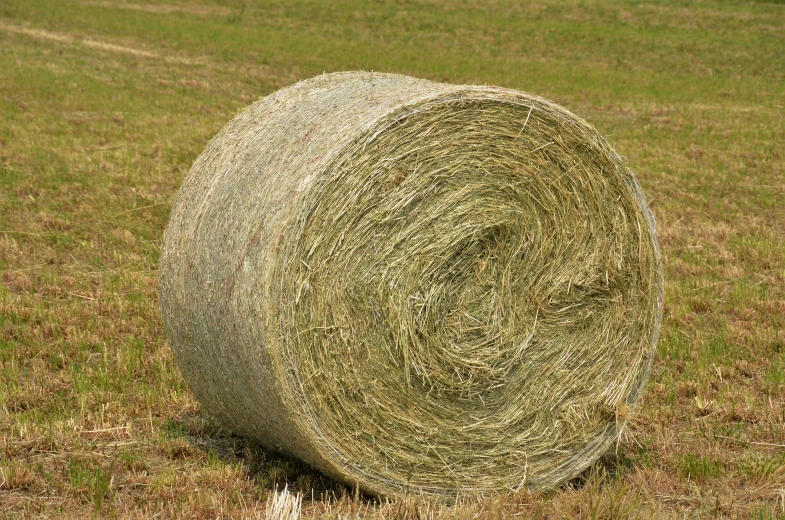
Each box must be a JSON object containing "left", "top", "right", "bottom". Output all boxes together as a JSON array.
[{"left": 1, "top": 0, "right": 784, "bottom": 517}]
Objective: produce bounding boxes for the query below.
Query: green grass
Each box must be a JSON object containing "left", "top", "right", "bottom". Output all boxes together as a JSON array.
[{"left": 1, "top": 0, "right": 784, "bottom": 517}]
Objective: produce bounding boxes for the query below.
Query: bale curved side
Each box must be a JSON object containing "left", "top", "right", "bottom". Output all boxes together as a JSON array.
[{"left": 159, "top": 71, "right": 663, "bottom": 498}]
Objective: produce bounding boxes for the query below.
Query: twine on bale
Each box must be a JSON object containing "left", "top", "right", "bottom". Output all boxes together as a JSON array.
[{"left": 160, "top": 71, "right": 663, "bottom": 498}]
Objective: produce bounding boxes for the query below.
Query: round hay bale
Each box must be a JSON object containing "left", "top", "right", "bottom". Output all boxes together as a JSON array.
[{"left": 160, "top": 71, "right": 663, "bottom": 498}]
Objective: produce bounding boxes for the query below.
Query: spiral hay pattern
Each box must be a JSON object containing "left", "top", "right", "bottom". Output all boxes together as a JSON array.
[{"left": 160, "top": 71, "right": 663, "bottom": 498}]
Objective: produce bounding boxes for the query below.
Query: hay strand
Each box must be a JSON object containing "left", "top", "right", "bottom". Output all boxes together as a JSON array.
[{"left": 159, "top": 71, "right": 663, "bottom": 498}]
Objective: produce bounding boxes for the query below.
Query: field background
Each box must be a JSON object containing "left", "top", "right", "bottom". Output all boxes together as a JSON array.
[{"left": 1, "top": 0, "right": 784, "bottom": 518}]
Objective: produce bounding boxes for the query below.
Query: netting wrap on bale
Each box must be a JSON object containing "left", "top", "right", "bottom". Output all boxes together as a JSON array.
[{"left": 160, "top": 71, "right": 663, "bottom": 498}]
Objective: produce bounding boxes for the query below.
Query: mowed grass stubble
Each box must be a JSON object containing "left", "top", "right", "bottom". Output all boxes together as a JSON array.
[{"left": 0, "top": 0, "right": 783, "bottom": 517}]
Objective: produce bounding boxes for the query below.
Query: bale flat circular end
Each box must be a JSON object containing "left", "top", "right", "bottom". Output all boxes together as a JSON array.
[{"left": 160, "top": 71, "right": 663, "bottom": 498}]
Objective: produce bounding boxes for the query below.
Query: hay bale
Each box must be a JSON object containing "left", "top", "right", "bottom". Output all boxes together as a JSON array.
[{"left": 159, "top": 71, "right": 663, "bottom": 498}]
